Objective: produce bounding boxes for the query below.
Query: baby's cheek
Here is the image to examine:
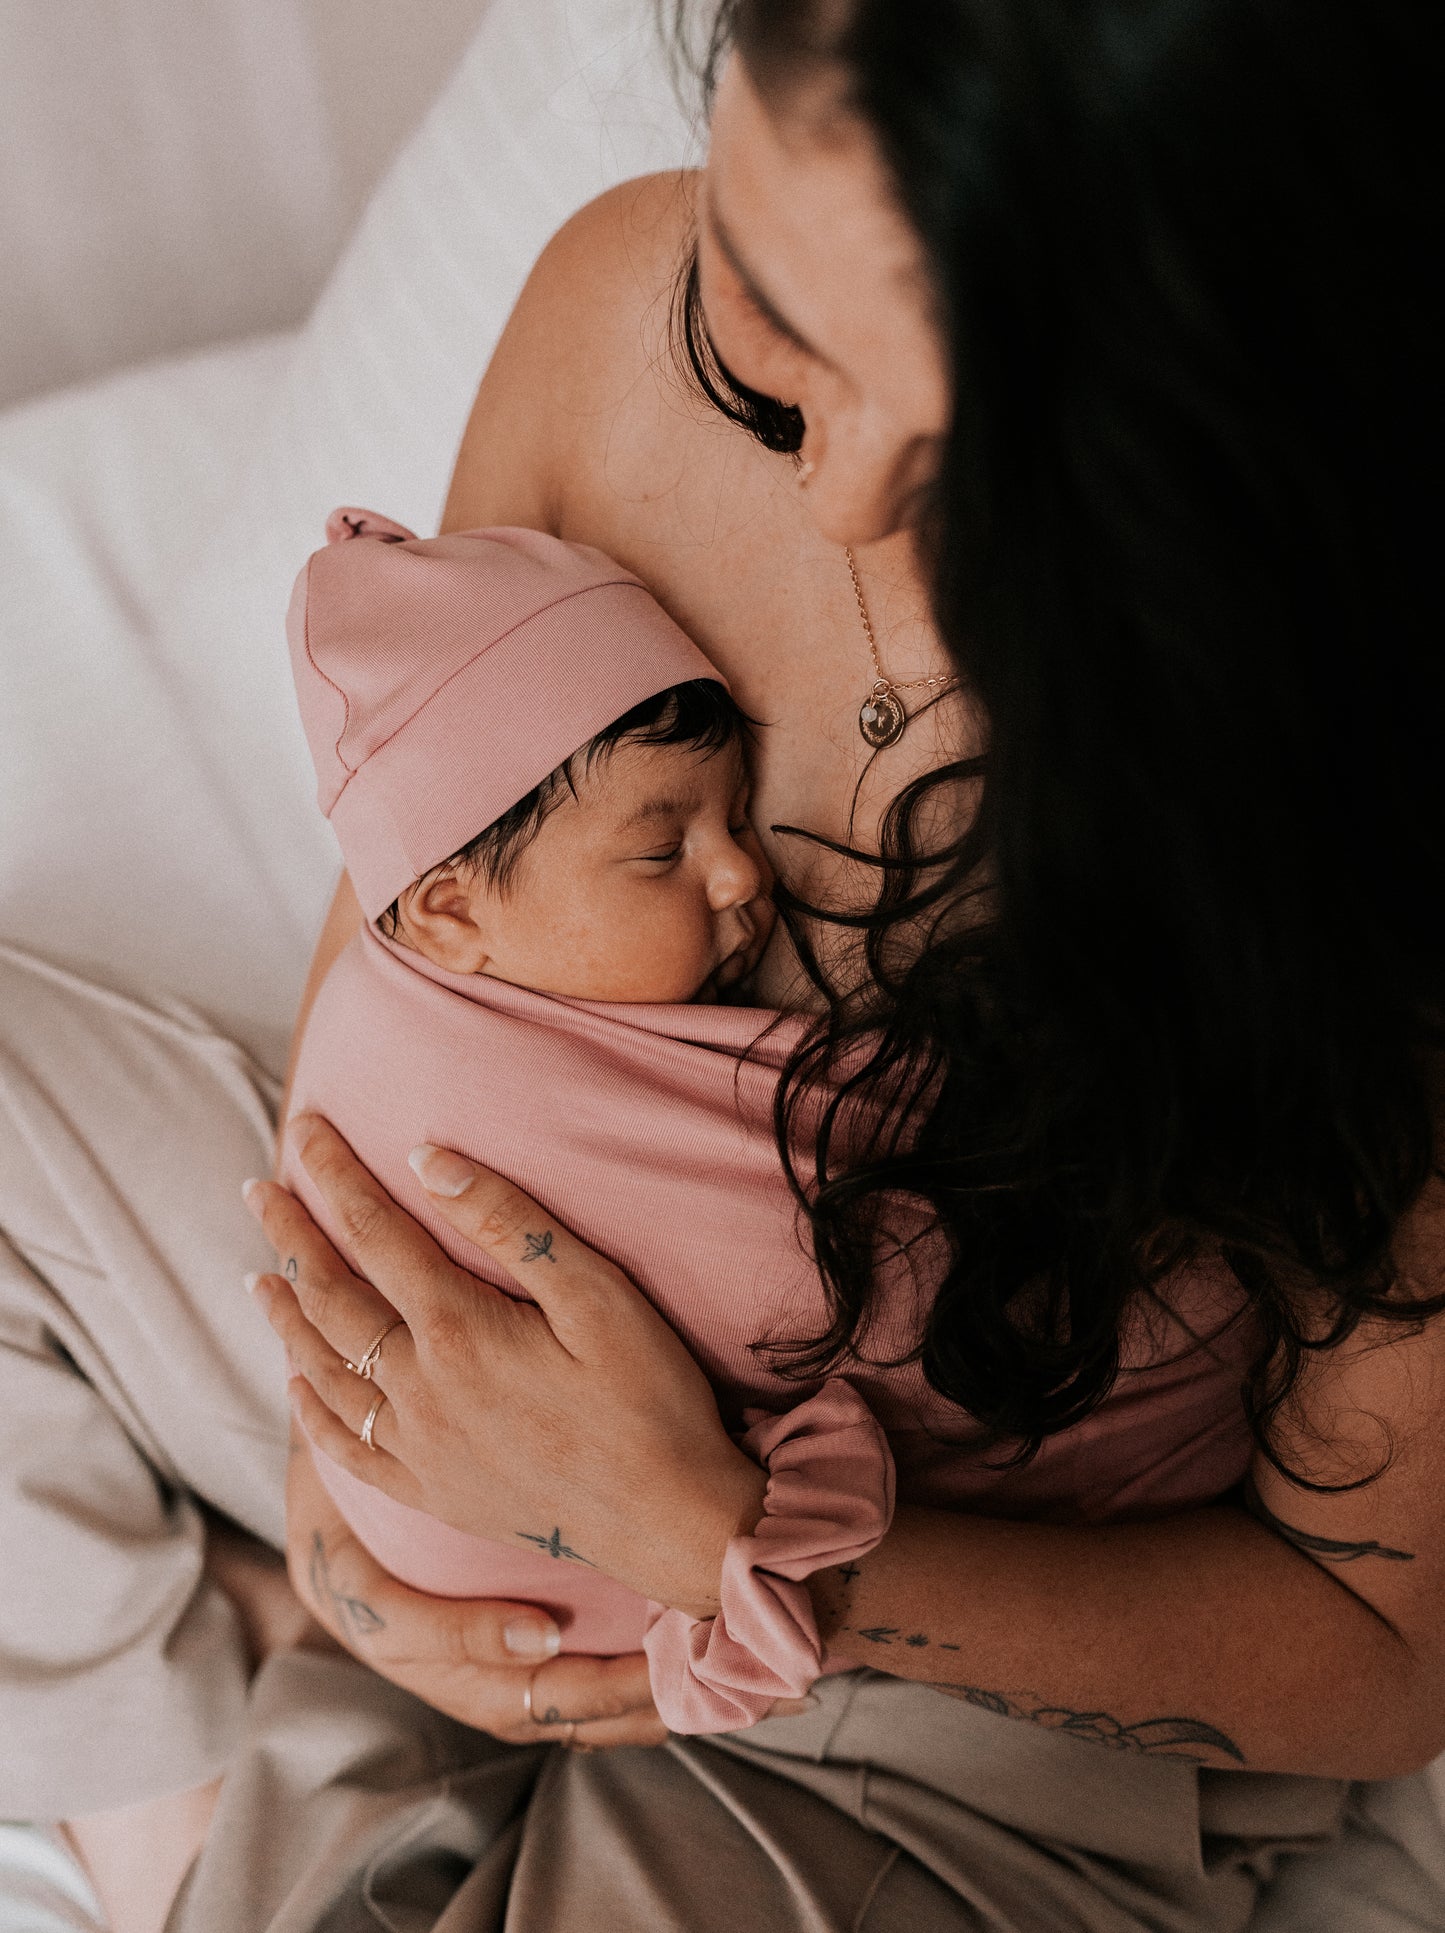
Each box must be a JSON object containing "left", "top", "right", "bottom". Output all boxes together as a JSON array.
[{"left": 620, "top": 888, "right": 717, "bottom": 1001}]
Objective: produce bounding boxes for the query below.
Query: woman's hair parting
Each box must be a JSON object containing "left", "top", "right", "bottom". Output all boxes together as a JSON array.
[
  {"left": 673, "top": 0, "right": 1445, "bottom": 1484},
  {"left": 377, "top": 678, "right": 742, "bottom": 933}
]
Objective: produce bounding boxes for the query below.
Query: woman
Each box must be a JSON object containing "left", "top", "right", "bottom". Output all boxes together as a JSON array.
[{"left": 10, "top": 1, "right": 1445, "bottom": 1927}]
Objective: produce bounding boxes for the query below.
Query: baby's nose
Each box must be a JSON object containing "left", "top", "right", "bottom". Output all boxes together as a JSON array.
[{"left": 709, "top": 841, "right": 764, "bottom": 911}]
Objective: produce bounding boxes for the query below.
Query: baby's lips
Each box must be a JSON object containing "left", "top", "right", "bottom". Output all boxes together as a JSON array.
[
  {"left": 709, "top": 944, "right": 750, "bottom": 995},
  {"left": 743, "top": 897, "right": 776, "bottom": 967}
]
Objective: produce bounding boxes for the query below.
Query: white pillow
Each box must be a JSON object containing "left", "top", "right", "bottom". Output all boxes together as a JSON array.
[
  {"left": 0, "top": 333, "right": 304, "bottom": 1071},
  {"left": 0, "top": 0, "right": 698, "bottom": 1075},
  {"left": 0, "top": 0, "right": 491, "bottom": 414}
]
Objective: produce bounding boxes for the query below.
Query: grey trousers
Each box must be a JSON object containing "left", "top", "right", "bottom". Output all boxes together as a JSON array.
[{"left": 0, "top": 941, "right": 1346, "bottom": 1929}]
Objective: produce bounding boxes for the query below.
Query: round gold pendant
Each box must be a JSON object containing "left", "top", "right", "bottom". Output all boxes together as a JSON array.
[{"left": 858, "top": 686, "right": 906, "bottom": 749}]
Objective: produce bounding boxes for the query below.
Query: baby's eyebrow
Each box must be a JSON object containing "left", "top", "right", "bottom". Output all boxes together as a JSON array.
[{"left": 615, "top": 795, "right": 691, "bottom": 835}]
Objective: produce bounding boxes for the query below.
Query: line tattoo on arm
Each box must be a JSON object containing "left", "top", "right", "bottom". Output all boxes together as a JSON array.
[
  {"left": 309, "top": 1531, "right": 386, "bottom": 1640},
  {"left": 924, "top": 1681, "right": 1247, "bottom": 1765},
  {"left": 1245, "top": 1479, "right": 1416, "bottom": 1564},
  {"left": 835, "top": 1608, "right": 1246, "bottom": 1766}
]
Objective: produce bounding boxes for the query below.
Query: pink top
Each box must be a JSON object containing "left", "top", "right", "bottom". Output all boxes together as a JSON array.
[{"left": 286, "top": 928, "right": 1261, "bottom": 1696}]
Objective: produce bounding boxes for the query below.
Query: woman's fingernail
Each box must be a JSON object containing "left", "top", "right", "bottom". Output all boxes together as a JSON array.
[
  {"left": 409, "top": 1145, "right": 475, "bottom": 1198},
  {"left": 768, "top": 1693, "right": 820, "bottom": 1717},
  {"left": 241, "top": 1178, "right": 264, "bottom": 1216},
  {"left": 504, "top": 1619, "right": 561, "bottom": 1659},
  {"left": 243, "top": 1271, "right": 261, "bottom": 1294}
]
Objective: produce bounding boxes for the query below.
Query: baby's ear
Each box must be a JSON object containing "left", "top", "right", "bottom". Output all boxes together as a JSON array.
[{"left": 323, "top": 506, "right": 416, "bottom": 546}]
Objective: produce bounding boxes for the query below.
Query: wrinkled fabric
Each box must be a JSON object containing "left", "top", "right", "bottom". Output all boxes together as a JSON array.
[
  {"left": 645, "top": 1379, "right": 895, "bottom": 1732},
  {"left": 0, "top": 942, "right": 287, "bottom": 1816},
  {"left": 169, "top": 1652, "right": 1348, "bottom": 1933}
]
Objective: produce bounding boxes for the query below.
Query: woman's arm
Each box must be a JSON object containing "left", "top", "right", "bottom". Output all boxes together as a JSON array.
[
  {"left": 250, "top": 1121, "right": 1445, "bottom": 1781},
  {"left": 810, "top": 1478, "right": 1435, "bottom": 1780},
  {"left": 818, "top": 1186, "right": 1445, "bottom": 1777},
  {"left": 800, "top": 1289, "right": 1445, "bottom": 1779}
]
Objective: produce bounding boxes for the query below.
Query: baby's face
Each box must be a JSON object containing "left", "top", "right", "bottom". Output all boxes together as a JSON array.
[{"left": 395, "top": 737, "right": 775, "bottom": 1003}]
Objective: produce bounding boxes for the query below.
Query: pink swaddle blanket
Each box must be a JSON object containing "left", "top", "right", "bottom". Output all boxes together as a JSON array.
[
  {"left": 287, "top": 927, "right": 836, "bottom": 1655},
  {"left": 285, "top": 925, "right": 1263, "bottom": 1662}
]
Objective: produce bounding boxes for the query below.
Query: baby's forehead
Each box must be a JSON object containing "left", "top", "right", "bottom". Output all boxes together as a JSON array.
[{"left": 575, "top": 733, "right": 742, "bottom": 825}]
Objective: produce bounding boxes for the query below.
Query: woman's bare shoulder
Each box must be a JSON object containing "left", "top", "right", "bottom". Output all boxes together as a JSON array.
[{"left": 441, "top": 172, "right": 708, "bottom": 538}]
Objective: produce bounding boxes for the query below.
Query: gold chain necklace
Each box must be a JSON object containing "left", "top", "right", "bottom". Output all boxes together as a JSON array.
[{"left": 845, "top": 547, "right": 957, "bottom": 749}]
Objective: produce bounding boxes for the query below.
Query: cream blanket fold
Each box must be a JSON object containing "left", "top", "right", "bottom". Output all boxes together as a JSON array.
[{"left": 285, "top": 927, "right": 1260, "bottom": 1660}]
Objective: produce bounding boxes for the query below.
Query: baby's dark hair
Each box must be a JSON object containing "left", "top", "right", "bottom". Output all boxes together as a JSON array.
[{"left": 377, "top": 678, "right": 743, "bottom": 934}]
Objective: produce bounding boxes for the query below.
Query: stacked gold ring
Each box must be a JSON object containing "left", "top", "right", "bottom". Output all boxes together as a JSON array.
[
  {"left": 358, "top": 1394, "right": 386, "bottom": 1449},
  {"left": 344, "top": 1318, "right": 404, "bottom": 1381}
]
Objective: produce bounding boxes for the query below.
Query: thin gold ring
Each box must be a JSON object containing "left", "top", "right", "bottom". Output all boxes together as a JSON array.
[
  {"left": 358, "top": 1392, "right": 386, "bottom": 1450},
  {"left": 345, "top": 1318, "right": 404, "bottom": 1381}
]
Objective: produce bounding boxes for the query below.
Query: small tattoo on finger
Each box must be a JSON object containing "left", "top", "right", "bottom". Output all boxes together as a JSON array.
[
  {"left": 285, "top": 1257, "right": 298, "bottom": 1280},
  {"left": 521, "top": 1231, "right": 557, "bottom": 1264},
  {"left": 518, "top": 1527, "right": 596, "bottom": 1566},
  {"left": 310, "top": 1530, "right": 386, "bottom": 1640}
]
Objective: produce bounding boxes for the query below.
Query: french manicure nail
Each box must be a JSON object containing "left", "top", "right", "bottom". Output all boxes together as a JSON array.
[
  {"left": 504, "top": 1619, "right": 561, "bottom": 1659},
  {"left": 409, "top": 1144, "right": 475, "bottom": 1198},
  {"left": 243, "top": 1271, "right": 261, "bottom": 1294},
  {"left": 241, "top": 1178, "right": 264, "bottom": 1216}
]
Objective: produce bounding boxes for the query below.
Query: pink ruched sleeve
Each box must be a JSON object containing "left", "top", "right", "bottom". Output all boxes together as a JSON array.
[{"left": 643, "top": 1378, "right": 896, "bottom": 1734}]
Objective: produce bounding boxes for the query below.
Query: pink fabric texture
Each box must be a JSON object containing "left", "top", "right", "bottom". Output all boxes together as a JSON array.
[
  {"left": 285, "top": 928, "right": 1265, "bottom": 1721},
  {"left": 286, "top": 509, "right": 723, "bottom": 917},
  {"left": 644, "top": 1379, "right": 896, "bottom": 1731}
]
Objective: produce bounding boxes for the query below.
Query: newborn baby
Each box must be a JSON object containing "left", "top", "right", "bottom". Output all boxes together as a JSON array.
[{"left": 283, "top": 510, "right": 897, "bottom": 1692}]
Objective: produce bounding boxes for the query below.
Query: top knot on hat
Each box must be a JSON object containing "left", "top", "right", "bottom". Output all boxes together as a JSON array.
[{"left": 288, "top": 508, "right": 724, "bottom": 918}]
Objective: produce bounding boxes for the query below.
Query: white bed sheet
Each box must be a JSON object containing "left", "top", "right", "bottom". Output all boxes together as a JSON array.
[{"left": 0, "top": 1825, "right": 100, "bottom": 1933}]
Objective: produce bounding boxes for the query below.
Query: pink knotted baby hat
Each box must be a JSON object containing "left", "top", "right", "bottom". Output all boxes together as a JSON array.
[{"left": 288, "top": 508, "right": 724, "bottom": 918}]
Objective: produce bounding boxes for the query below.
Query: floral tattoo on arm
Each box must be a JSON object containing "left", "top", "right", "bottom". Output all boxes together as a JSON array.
[{"left": 816, "top": 1559, "right": 1247, "bottom": 1767}]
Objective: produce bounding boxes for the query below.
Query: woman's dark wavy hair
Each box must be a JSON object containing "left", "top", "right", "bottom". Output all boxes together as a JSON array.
[{"left": 675, "top": 0, "right": 1445, "bottom": 1484}]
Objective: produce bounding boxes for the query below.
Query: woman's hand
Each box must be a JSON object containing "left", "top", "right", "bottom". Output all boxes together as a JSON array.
[
  {"left": 284, "top": 1416, "right": 670, "bottom": 1748},
  {"left": 245, "top": 1114, "right": 768, "bottom": 1620}
]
